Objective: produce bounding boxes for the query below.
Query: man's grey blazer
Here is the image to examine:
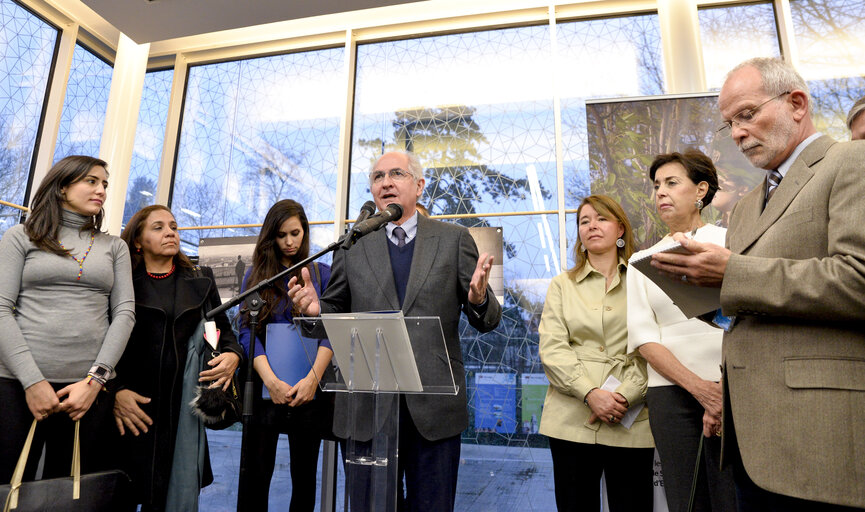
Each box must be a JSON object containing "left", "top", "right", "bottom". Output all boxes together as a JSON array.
[
  {"left": 322, "top": 212, "right": 502, "bottom": 441},
  {"left": 720, "top": 135, "right": 865, "bottom": 508}
]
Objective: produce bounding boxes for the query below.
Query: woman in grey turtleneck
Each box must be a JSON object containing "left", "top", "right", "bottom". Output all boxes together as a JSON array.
[{"left": 0, "top": 155, "right": 135, "bottom": 483}]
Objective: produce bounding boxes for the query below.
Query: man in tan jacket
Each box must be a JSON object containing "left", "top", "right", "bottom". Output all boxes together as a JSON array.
[{"left": 652, "top": 57, "right": 865, "bottom": 510}]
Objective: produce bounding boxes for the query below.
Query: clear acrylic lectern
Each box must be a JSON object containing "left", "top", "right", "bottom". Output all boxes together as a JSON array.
[{"left": 294, "top": 313, "right": 457, "bottom": 512}]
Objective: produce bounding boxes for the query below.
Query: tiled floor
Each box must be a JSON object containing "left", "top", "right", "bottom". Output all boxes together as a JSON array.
[{"left": 200, "top": 430, "right": 557, "bottom": 511}]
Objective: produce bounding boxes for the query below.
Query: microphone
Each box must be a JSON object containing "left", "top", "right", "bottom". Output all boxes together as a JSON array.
[
  {"left": 341, "top": 203, "right": 404, "bottom": 249},
  {"left": 355, "top": 201, "right": 377, "bottom": 225},
  {"left": 341, "top": 201, "right": 377, "bottom": 249}
]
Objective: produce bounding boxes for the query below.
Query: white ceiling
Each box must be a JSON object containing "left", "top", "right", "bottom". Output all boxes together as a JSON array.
[{"left": 81, "top": 0, "right": 428, "bottom": 44}]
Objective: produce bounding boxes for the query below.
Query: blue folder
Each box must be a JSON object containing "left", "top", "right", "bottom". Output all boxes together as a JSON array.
[{"left": 262, "top": 323, "right": 320, "bottom": 400}]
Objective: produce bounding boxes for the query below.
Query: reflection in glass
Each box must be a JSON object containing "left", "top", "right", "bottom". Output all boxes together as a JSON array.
[
  {"left": 123, "top": 69, "right": 173, "bottom": 226},
  {"left": 351, "top": 30, "right": 561, "bottom": 466},
  {"left": 172, "top": 47, "right": 344, "bottom": 255},
  {"left": 54, "top": 44, "right": 112, "bottom": 163},
  {"left": 558, "top": 14, "right": 665, "bottom": 212},
  {"left": 0, "top": 0, "right": 58, "bottom": 236},
  {"left": 351, "top": 26, "right": 557, "bottom": 221},
  {"left": 790, "top": 0, "right": 865, "bottom": 81},
  {"left": 698, "top": 2, "right": 780, "bottom": 90},
  {"left": 790, "top": 0, "right": 865, "bottom": 139}
]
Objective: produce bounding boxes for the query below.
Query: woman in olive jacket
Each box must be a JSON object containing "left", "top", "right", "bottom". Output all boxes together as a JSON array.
[{"left": 113, "top": 205, "right": 242, "bottom": 511}]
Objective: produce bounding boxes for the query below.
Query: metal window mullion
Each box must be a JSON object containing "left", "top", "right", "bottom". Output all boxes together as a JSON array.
[
  {"left": 550, "top": 5, "right": 568, "bottom": 273},
  {"left": 157, "top": 53, "right": 189, "bottom": 207},
  {"left": 29, "top": 22, "right": 78, "bottom": 200},
  {"left": 333, "top": 29, "right": 358, "bottom": 240}
]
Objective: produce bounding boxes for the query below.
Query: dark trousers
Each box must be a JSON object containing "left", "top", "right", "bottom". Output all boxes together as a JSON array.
[
  {"left": 646, "top": 386, "right": 736, "bottom": 512},
  {"left": 726, "top": 404, "right": 864, "bottom": 512},
  {"left": 343, "top": 397, "right": 461, "bottom": 512},
  {"left": 396, "top": 397, "right": 460, "bottom": 512},
  {"left": 0, "top": 376, "right": 114, "bottom": 482},
  {"left": 237, "top": 419, "right": 322, "bottom": 512},
  {"left": 548, "top": 436, "right": 654, "bottom": 512}
]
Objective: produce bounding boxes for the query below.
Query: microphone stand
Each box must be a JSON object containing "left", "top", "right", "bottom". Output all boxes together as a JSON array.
[{"left": 207, "top": 228, "right": 371, "bottom": 512}]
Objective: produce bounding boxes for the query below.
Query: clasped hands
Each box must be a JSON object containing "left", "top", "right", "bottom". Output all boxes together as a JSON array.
[
  {"left": 25, "top": 378, "right": 102, "bottom": 423},
  {"left": 585, "top": 388, "right": 630, "bottom": 426},
  {"left": 264, "top": 374, "right": 318, "bottom": 407}
]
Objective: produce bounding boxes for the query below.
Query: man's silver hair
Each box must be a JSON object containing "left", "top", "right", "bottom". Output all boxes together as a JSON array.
[
  {"left": 726, "top": 57, "right": 813, "bottom": 115},
  {"left": 846, "top": 96, "right": 865, "bottom": 130},
  {"left": 369, "top": 150, "right": 424, "bottom": 183}
]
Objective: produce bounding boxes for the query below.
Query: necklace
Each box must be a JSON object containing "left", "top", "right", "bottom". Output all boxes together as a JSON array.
[
  {"left": 58, "top": 230, "right": 96, "bottom": 281},
  {"left": 147, "top": 264, "right": 176, "bottom": 280}
]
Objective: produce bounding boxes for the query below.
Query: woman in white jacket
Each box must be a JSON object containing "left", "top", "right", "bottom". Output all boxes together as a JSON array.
[{"left": 627, "top": 150, "right": 736, "bottom": 512}]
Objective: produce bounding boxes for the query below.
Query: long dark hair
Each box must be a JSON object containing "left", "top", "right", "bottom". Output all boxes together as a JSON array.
[
  {"left": 25, "top": 155, "right": 107, "bottom": 255},
  {"left": 248, "top": 199, "right": 311, "bottom": 322},
  {"left": 120, "top": 205, "right": 194, "bottom": 270}
]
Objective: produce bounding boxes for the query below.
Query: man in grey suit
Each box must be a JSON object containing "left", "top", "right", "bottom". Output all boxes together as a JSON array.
[
  {"left": 289, "top": 150, "right": 502, "bottom": 511},
  {"left": 652, "top": 58, "right": 865, "bottom": 510}
]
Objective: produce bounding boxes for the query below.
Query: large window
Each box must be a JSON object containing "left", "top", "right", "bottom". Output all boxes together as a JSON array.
[
  {"left": 0, "top": 0, "right": 58, "bottom": 236},
  {"left": 122, "top": 68, "right": 173, "bottom": 226},
  {"left": 54, "top": 42, "right": 113, "bottom": 162},
  {"left": 698, "top": 2, "right": 781, "bottom": 90},
  {"left": 558, "top": 13, "right": 665, "bottom": 267},
  {"left": 789, "top": 0, "right": 865, "bottom": 139},
  {"left": 173, "top": 47, "right": 345, "bottom": 255},
  {"left": 349, "top": 17, "right": 666, "bottom": 507}
]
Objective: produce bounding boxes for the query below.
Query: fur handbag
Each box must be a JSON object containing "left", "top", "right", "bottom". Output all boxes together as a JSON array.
[
  {"left": 190, "top": 348, "right": 242, "bottom": 430},
  {"left": 187, "top": 266, "right": 242, "bottom": 430}
]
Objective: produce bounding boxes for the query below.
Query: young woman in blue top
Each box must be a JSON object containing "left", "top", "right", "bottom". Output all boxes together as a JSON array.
[{"left": 236, "top": 199, "right": 333, "bottom": 512}]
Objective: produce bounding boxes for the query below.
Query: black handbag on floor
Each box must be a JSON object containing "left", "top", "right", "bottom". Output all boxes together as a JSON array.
[{"left": 0, "top": 420, "right": 135, "bottom": 512}]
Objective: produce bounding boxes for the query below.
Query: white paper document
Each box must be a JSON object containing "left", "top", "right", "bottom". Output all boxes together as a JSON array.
[
  {"left": 601, "top": 375, "right": 644, "bottom": 429},
  {"left": 630, "top": 241, "right": 721, "bottom": 318}
]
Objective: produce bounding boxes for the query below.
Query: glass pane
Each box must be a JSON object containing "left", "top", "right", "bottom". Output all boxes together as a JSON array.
[
  {"left": 698, "top": 2, "right": 781, "bottom": 90},
  {"left": 173, "top": 47, "right": 344, "bottom": 256},
  {"left": 808, "top": 77, "right": 865, "bottom": 141},
  {"left": 790, "top": 0, "right": 865, "bottom": 139},
  {"left": 351, "top": 26, "right": 558, "bottom": 220},
  {"left": 790, "top": 0, "right": 865, "bottom": 81},
  {"left": 0, "top": 0, "right": 58, "bottom": 236},
  {"left": 458, "top": 214, "right": 554, "bottom": 508},
  {"left": 558, "top": 13, "right": 665, "bottom": 215},
  {"left": 54, "top": 43, "right": 112, "bottom": 162},
  {"left": 351, "top": 28, "right": 562, "bottom": 503},
  {"left": 122, "top": 69, "right": 173, "bottom": 226}
]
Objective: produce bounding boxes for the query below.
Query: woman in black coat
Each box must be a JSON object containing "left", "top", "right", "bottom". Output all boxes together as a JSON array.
[{"left": 113, "top": 205, "right": 242, "bottom": 511}]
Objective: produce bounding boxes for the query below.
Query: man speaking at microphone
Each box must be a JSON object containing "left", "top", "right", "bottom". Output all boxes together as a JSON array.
[{"left": 289, "top": 150, "right": 501, "bottom": 511}]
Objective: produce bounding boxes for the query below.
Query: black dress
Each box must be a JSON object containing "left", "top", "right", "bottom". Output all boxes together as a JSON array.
[{"left": 112, "top": 265, "right": 242, "bottom": 511}]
